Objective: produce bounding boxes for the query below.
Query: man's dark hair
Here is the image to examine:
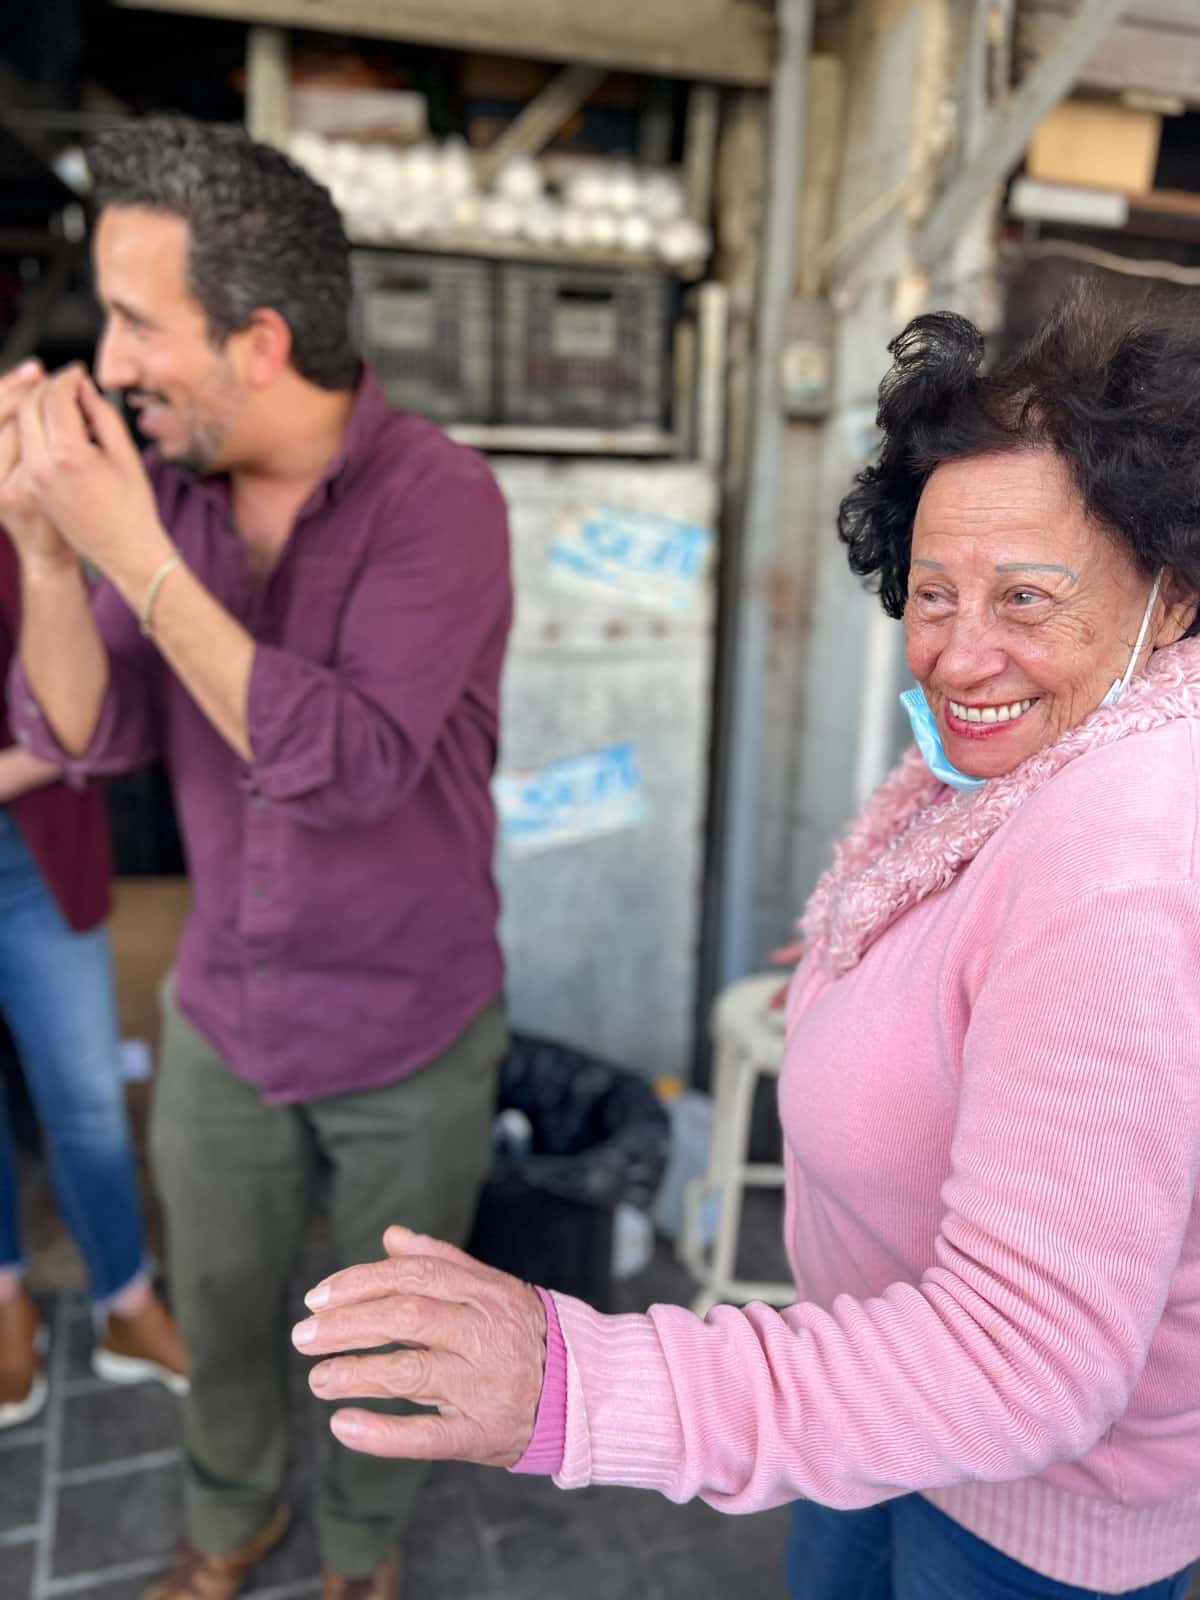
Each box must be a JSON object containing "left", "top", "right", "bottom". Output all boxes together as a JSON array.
[
  {"left": 88, "top": 115, "right": 357, "bottom": 390},
  {"left": 838, "top": 284, "right": 1200, "bottom": 636}
]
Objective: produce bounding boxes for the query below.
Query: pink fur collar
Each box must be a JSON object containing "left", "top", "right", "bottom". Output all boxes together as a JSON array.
[{"left": 801, "top": 637, "right": 1200, "bottom": 976}]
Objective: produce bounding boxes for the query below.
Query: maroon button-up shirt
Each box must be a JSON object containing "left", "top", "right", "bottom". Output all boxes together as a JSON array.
[{"left": 10, "top": 370, "right": 512, "bottom": 1103}]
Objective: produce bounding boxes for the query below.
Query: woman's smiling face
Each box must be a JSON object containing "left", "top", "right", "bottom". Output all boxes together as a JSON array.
[{"left": 905, "top": 449, "right": 1171, "bottom": 780}]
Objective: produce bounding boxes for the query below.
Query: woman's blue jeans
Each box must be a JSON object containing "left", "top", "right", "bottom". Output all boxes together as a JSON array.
[
  {"left": 786, "top": 1496, "right": 1196, "bottom": 1600},
  {"left": 0, "top": 809, "right": 145, "bottom": 1304}
]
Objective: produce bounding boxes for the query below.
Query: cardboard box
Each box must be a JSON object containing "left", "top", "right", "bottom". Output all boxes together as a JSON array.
[
  {"left": 1027, "top": 98, "right": 1162, "bottom": 194},
  {"left": 108, "top": 876, "right": 192, "bottom": 1067}
]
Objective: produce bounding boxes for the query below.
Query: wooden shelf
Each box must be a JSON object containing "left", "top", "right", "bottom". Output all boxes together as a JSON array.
[
  {"left": 349, "top": 230, "right": 705, "bottom": 280},
  {"left": 447, "top": 424, "right": 678, "bottom": 456},
  {"left": 111, "top": 0, "right": 774, "bottom": 87},
  {"left": 1010, "top": 177, "right": 1200, "bottom": 245}
]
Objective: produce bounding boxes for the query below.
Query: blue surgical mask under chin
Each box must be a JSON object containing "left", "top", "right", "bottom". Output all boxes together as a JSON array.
[
  {"left": 899, "top": 686, "right": 986, "bottom": 791},
  {"left": 900, "top": 568, "right": 1164, "bottom": 792}
]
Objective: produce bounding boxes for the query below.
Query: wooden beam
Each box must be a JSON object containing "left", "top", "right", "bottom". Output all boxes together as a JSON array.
[
  {"left": 444, "top": 424, "right": 677, "bottom": 455},
  {"left": 915, "top": 0, "right": 1125, "bottom": 268},
  {"left": 1023, "top": 0, "right": 1200, "bottom": 26},
  {"left": 245, "top": 25, "right": 289, "bottom": 148},
  {"left": 683, "top": 84, "right": 722, "bottom": 224},
  {"left": 1018, "top": 10, "right": 1200, "bottom": 102},
  {"left": 474, "top": 64, "right": 606, "bottom": 190},
  {"left": 793, "top": 54, "right": 843, "bottom": 295},
  {"left": 112, "top": 0, "right": 776, "bottom": 86},
  {"left": 695, "top": 280, "right": 729, "bottom": 469}
]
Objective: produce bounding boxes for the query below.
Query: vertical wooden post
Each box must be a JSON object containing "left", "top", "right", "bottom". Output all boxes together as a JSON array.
[{"left": 246, "top": 25, "right": 290, "bottom": 150}]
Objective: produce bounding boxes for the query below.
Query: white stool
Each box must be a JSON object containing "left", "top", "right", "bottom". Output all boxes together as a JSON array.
[{"left": 680, "top": 972, "right": 794, "bottom": 1316}]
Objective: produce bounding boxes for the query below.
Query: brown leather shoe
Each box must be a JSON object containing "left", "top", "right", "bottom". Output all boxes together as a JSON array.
[
  {"left": 0, "top": 1289, "right": 47, "bottom": 1429},
  {"left": 320, "top": 1555, "right": 401, "bottom": 1600},
  {"left": 142, "top": 1504, "right": 290, "bottom": 1600},
  {"left": 94, "top": 1292, "right": 190, "bottom": 1396}
]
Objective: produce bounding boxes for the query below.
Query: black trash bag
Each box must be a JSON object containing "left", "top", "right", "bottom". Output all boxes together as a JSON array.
[
  {"left": 467, "top": 1034, "right": 670, "bottom": 1309},
  {"left": 490, "top": 1034, "right": 670, "bottom": 1209}
]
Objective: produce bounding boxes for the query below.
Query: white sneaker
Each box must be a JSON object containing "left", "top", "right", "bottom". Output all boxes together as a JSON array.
[{"left": 91, "top": 1295, "right": 190, "bottom": 1397}]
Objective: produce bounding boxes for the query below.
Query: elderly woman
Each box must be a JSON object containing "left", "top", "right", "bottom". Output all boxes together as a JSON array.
[{"left": 293, "top": 291, "right": 1200, "bottom": 1600}]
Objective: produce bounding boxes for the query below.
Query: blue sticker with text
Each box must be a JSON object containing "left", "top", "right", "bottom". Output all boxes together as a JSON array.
[
  {"left": 548, "top": 505, "right": 713, "bottom": 616},
  {"left": 494, "top": 742, "right": 648, "bottom": 855}
]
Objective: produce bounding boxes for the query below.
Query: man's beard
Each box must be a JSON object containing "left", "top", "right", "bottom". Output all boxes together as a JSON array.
[
  {"left": 124, "top": 365, "right": 242, "bottom": 475},
  {"left": 170, "top": 409, "right": 234, "bottom": 475}
]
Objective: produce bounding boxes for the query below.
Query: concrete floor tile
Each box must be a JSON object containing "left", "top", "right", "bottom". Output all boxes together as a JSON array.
[
  {"left": 0, "top": 1534, "right": 35, "bottom": 1600},
  {"left": 648, "top": 1505, "right": 791, "bottom": 1598},
  {"left": 63, "top": 1313, "right": 99, "bottom": 1385},
  {"left": 51, "top": 1458, "right": 183, "bottom": 1580},
  {"left": 60, "top": 1383, "right": 182, "bottom": 1472},
  {"left": 54, "top": 1578, "right": 162, "bottom": 1600},
  {"left": 402, "top": 1465, "right": 497, "bottom": 1594},
  {"left": 0, "top": 1440, "right": 42, "bottom": 1534},
  {"left": 16, "top": 1189, "right": 797, "bottom": 1600}
]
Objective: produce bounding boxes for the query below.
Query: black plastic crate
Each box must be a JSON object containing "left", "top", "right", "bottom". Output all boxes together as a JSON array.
[
  {"left": 351, "top": 250, "right": 494, "bottom": 423},
  {"left": 498, "top": 263, "right": 670, "bottom": 429}
]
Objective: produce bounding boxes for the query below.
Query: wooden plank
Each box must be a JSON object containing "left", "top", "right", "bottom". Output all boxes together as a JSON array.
[
  {"left": 672, "top": 316, "right": 699, "bottom": 459},
  {"left": 474, "top": 64, "right": 607, "bottom": 189},
  {"left": 445, "top": 424, "right": 677, "bottom": 455},
  {"left": 695, "top": 280, "right": 729, "bottom": 469},
  {"left": 793, "top": 53, "right": 843, "bottom": 295},
  {"left": 1022, "top": 0, "right": 1200, "bottom": 29},
  {"left": 637, "top": 79, "right": 675, "bottom": 166},
  {"left": 917, "top": 0, "right": 1126, "bottom": 267},
  {"left": 245, "top": 24, "right": 289, "bottom": 148},
  {"left": 1128, "top": 185, "right": 1200, "bottom": 219},
  {"left": 112, "top": 0, "right": 777, "bottom": 86},
  {"left": 684, "top": 84, "right": 722, "bottom": 224},
  {"left": 349, "top": 230, "right": 705, "bottom": 279},
  {"left": 1018, "top": 12, "right": 1200, "bottom": 102}
]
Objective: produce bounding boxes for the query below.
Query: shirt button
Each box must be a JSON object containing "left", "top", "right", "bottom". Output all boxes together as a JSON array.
[
  {"left": 255, "top": 961, "right": 269, "bottom": 977},
  {"left": 252, "top": 795, "right": 267, "bottom": 811}
]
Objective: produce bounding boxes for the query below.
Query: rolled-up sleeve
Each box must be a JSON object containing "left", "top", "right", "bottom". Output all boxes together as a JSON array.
[
  {"left": 8, "top": 578, "right": 162, "bottom": 783},
  {"left": 246, "top": 461, "right": 510, "bottom": 831}
]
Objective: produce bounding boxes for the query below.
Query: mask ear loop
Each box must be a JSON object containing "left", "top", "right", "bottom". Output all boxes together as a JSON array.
[{"left": 1120, "top": 567, "right": 1164, "bottom": 694}]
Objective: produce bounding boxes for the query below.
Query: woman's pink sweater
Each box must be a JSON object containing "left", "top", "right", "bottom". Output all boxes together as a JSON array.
[{"left": 521, "top": 639, "right": 1200, "bottom": 1593}]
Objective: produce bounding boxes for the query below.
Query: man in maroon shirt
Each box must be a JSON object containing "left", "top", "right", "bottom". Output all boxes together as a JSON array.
[{"left": 0, "top": 118, "right": 511, "bottom": 1600}]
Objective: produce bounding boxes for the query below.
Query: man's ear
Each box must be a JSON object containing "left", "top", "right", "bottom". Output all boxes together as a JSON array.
[{"left": 234, "top": 307, "right": 293, "bottom": 390}]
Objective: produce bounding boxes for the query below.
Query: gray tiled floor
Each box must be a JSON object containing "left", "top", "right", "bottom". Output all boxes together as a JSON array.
[
  {"left": 9, "top": 1193, "right": 1200, "bottom": 1600},
  {"left": 1, "top": 1194, "right": 794, "bottom": 1600}
]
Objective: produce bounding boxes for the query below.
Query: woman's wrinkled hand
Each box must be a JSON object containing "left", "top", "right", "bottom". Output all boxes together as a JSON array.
[{"left": 292, "top": 1226, "right": 548, "bottom": 1468}]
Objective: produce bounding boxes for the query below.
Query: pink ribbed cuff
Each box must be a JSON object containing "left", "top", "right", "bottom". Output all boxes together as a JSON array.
[{"left": 509, "top": 1287, "right": 567, "bottom": 1476}]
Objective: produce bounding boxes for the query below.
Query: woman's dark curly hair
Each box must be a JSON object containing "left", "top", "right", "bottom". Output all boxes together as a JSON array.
[{"left": 838, "top": 284, "right": 1200, "bottom": 637}]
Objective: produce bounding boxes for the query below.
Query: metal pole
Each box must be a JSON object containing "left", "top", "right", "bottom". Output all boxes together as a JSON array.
[{"left": 714, "top": 0, "right": 816, "bottom": 989}]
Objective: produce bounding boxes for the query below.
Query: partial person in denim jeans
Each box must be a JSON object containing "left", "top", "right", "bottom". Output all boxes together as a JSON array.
[{"left": 0, "top": 533, "right": 188, "bottom": 1429}]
